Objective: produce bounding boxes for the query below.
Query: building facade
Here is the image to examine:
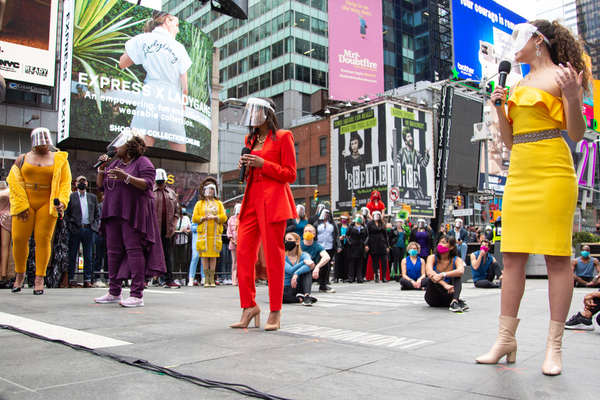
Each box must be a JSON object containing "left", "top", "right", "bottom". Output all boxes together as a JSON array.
[
  {"left": 577, "top": 0, "right": 600, "bottom": 80},
  {"left": 535, "top": 0, "right": 578, "bottom": 35}
]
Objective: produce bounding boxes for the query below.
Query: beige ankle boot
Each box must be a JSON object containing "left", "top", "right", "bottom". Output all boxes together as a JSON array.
[
  {"left": 203, "top": 269, "right": 210, "bottom": 287},
  {"left": 209, "top": 270, "right": 216, "bottom": 287},
  {"left": 542, "top": 320, "right": 565, "bottom": 376},
  {"left": 476, "top": 315, "right": 520, "bottom": 364}
]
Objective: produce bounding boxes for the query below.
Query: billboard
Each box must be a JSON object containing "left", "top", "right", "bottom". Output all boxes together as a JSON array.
[
  {"left": 0, "top": 0, "right": 58, "bottom": 86},
  {"left": 59, "top": 0, "right": 213, "bottom": 161},
  {"left": 328, "top": 0, "right": 383, "bottom": 102},
  {"left": 451, "top": 0, "right": 528, "bottom": 87},
  {"left": 331, "top": 101, "right": 435, "bottom": 217}
]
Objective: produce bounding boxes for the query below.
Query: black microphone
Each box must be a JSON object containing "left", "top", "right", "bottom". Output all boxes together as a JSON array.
[
  {"left": 54, "top": 198, "right": 62, "bottom": 220},
  {"left": 495, "top": 61, "right": 512, "bottom": 106},
  {"left": 93, "top": 149, "right": 115, "bottom": 169},
  {"left": 239, "top": 147, "right": 251, "bottom": 183}
]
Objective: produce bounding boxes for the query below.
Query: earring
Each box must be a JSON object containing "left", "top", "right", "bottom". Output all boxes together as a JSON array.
[{"left": 535, "top": 43, "right": 541, "bottom": 58}]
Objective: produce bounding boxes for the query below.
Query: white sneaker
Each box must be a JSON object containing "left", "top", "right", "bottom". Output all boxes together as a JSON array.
[
  {"left": 200, "top": 278, "right": 205, "bottom": 285},
  {"left": 119, "top": 297, "right": 144, "bottom": 307},
  {"left": 187, "top": 278, "right": 194, "bottom": 287},
  {"left": 174, "top": 279, "right": 182, "bottom": 286},
  {"left": 94, "top": 293, "right": 122, "bottom": 304},
  {"left": 94, "top": 281, "right": 107, "bottom": 288}
]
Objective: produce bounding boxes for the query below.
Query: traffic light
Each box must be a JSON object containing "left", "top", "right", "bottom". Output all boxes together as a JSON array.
[
  {"left": 352, "top": 197, "right": 356, "bottom": 207},
  {"left": 457, "top": 196, "right": 462, "bottom": 206},
  {"left": 314, "top": 189, "right": 319, "bottom": 202}
]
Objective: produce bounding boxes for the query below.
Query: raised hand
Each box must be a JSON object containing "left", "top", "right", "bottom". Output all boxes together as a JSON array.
[{"left": 555, "top": 62, "right": 583, "bottom": 103}]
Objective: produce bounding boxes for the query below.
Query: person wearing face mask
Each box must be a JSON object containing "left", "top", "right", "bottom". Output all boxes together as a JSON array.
[
  {"left": 8, "top": 128, "right": 71, "bottom": 295},
  {"left": 283, "top": 233, "right": 317, "bottom": 306},
  {"left": 389, "top": 219, "right": 409, "bottom": 280},
  {"left": 424, "top": 235, "right": 467, "bottom": 312},
  {"left": 366, "top": 211, "right": 389, "bottom": 283},
  {"left": 448, "top": 218, "right": 468, "bottom": 260},
  {"left": 65, "top": 175, "right": 100, "bottom": 288},
  {"left": 471, "top": 239, "right": 503, "bottom": 288},
  {"left": 571, "top": 245, "right": 600, "bottom": 287},
  {"left": 225, "top": 202, "right": 242, "bottom": 286},
  {"left": 334, "top": 212, "right": 351, "bottom": 283},
  {"left": 313, "top": 208, "right": 340, "bottom": 292},
  {"left": 307, "top": 203, "right": 326, "bottom": 226},
  {"left": 192, "top": 177, "right": 227, "bottom": 288},
  {"left": 366, "top": 191, "right": 386, "bottom": 216},
  {"left": 360, "top": 206, "right": 372, "bottom": 221},
  {"left": 409, "top": 219, "right": 434, "bottom": 259},
  {"left": 234, "top": 97, "right": 297, "bottom": 331},
  {"left": 399, "top": 242, "right": 428, "bottom": 290},
  {"left": 300, "top": 224, "right": 331, "bottom": 286},
  {"left": 152, "top": 168, "right": 181, "bottom": 288},
  {"left": 346, "top": 214, "right": 368, "bottom": 283},
  {"left": 286, "top": 204, "right": 308, "bottom": 237}
]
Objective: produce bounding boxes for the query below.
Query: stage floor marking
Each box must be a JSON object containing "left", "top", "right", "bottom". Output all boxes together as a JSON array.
[{"left": 0, "top": 312, "right": 132, "bottom": 349}]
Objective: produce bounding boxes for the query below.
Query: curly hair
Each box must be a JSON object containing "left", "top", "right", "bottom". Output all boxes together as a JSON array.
[
  {"left": 199, "top": 176, "right": 219, "bottom": 200},
  {"left": 247, "top": 97, "right": 281, "bottom": 145},
  {"left": 125, "top": 135, "right": 148, "bottom": 160},
  {"left": 530, "top": 19, "right": 591, "bottom": 96}
]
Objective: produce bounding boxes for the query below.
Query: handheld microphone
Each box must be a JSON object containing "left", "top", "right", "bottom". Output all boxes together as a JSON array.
[
  {"left": 93, "top": 149, "right": 115, "bottom": 169},
  {"left": 54, "top": 198, "right": 62, "bottom": 220},
  {"left": 239, "top": 147, "right": 251, "bottom": 183},
  {"left": 495, "top": 61, "right": 512, "bottom": 106}
]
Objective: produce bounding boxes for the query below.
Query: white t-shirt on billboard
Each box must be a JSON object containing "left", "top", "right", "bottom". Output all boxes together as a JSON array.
[{"left": 125, "top": 27, "right": 192, "bottom": 87}]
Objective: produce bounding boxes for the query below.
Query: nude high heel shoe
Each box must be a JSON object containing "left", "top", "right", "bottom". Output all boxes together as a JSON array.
[
  {"left": 230, "top": 305, "right": 261, "bottom": 329},
  {"left": 476, "top": 315, "right": 520, "bottom": 364},
  {"left": 542, "top": 320, "right": 565, "bottom": 376},
  {"left": 265, "top": 310, "right": 282, "bottom": 331}
]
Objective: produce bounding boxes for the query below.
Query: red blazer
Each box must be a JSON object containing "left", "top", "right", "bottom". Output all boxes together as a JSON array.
[{"left": 240, "top": 129, "right": 298, "bottom": 223}]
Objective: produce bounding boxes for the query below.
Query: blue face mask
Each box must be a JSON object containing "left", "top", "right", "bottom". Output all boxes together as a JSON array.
[
  {"left": 408, "top": 249, "right": 418, "bottom": 257},
  {"left": 581, "top": 251, "right": 590, "bottom": 258}
]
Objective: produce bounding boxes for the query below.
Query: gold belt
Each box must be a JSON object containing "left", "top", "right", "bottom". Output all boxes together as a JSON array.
[
  {"left": 25, "top": 182, "right": 51, "bottom": 191},
  {"left": 513, "top": 129, "right": 561, "bottom": 144}
]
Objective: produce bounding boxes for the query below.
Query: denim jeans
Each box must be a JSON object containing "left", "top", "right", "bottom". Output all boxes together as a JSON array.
[
  {"left": 68, "top": 227, "right": 94, "bottom": 282},
  {"left": 188, "top": 233, "right": 203, "bottom": 279}
]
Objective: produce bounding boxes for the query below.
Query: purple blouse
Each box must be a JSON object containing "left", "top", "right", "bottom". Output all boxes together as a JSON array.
[
  {"left": 99, "top": 156, "right": 165, "bottom": 278},
  {"left": 416, "top": 229, "right": 430, "bottom": 258}
]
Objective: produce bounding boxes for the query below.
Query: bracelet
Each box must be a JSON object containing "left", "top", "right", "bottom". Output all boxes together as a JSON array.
[
  {"left": 124, "top": 174, "right": 131, "bottom": 184},
  {"left": 97, "top": 168, "right": 105, "bottom": 173}
]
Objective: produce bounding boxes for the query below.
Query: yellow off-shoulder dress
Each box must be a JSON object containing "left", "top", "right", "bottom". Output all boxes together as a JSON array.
[{"left": 501, "top": 85, "right": 577, "bottom": 256}]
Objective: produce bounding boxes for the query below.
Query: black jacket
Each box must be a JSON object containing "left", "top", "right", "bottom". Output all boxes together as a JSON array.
[
  {"left": 367, "top": 221, "right": 389, "bottom": 255},
  {"left": 65, "top": 191, "right": 100, "bottom": 234},
  {"left": 409, "top": 227, "right": 435, "bottom": 255},
  {"left": 345, "top": 223, "right": 368, "bottom": 259}
]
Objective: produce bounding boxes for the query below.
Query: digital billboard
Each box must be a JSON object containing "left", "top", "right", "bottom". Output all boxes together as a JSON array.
[
  {"left": 0, "top": 0, "right": 58, "bottom": 86},
  {"left": 59, "top": 0, "right": 213, "bottom": 161},
  {"left": 451, "top": 0, "right": 528, "bottom": 87},
  {"left": 328, "top": 0, "right": 384, "bottom": 102}
]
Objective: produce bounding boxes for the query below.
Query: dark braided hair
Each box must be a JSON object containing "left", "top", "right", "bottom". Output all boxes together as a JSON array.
[
  {"left": 530, "top": 19, "right": 591, "bottom": 96},
  {"left": 125, "top": 135, "right": 148, "bottom": 160},
  {"left": 247, "top": 97, "right": 281, "bottom": 145}
]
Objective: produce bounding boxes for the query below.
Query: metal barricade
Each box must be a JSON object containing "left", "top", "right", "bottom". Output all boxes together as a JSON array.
[{"left": 171, "top": 231, "right": 192, "bottom": 278}]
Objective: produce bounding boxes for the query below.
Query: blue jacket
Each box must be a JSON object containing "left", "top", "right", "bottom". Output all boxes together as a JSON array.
[
  {"left": 448, "top": 227, "right": 468, "bottom": 243},
  {"left": 284, "top": 252, "right": 312, "bottom": 286}
]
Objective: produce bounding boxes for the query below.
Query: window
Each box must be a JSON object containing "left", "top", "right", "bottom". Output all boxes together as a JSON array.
[
  {"left": 284, "top": 63, "right": 294, "bottom": 80},
  {"left": 260, "top": 21, "right": 272, "bottom": 39},
  {"left": 403, "top": 34, "right": 414, "bottom": 50},
  {"left": 312, "top": 43, "right": 327, "bottom": 62},
  {"left": 228, "top": 63, "right": 238, "bottom": 79},
  {"left": 295, "top": 12, "right": 310, "bottom": 30},
  {"left": 283, "top": 10, "right": 293, "bottom": 27},
  {"left": 248, "top": 4, "right": 257, "bottom": 20},
  {"left": 272, "top": 40, "right": 284, "bottom": 59},
  {"left": 259, "top": 47, "right": 271, "bottom": 64},
  {"left": 260, "top": 0, "right": 272, "bottom": 13},
  {"left": 311, "top": 0, "right": 327, "bottom": 11},
  {"left": 238, "top": 58, "right": 248, "bottom": 74},
  {"left": 220, "top": 46, "right": 228, "bottom": 60},
  {"left": 297, "top": 0, "right": 309, "bottom": 4},
  {"left": 250, "top": 27, "right": 260, "bottom": 44},
  {"left": 296, "top": 65, "right": 310, "bottom": 83},
  {"left": 260, "top": 71, "right": 271, "bottom": 90},
  {"left": 312, "top": 69, "right": 326, "bottom": 87},
  {"left": 402, "top": 10, "right": 414, "bottom": 26},
  {"left": 237, "top": 82, "right": 247, "bottom": 98},
  {"left": 248, "top": 77, "right": 259, "bottom": 94},
  {"left": 219, "top": 22, "right": 227, "bottom": 38},
  {"left": 219, "top": 68, "right": 227, "bottom": 83},
  {"left": 250, "top": 52, "right": 260, "bottom": 69},
  {"left": 238, "top": 34, "right": 248, "bottom": 50},
  {"left": 274, "top": 14, "right": 284, "bottom": 31},
  {"left": 310, "top": 165, "right": 327, "bottom": 185},
  {"left": 272, "top": 66, "right": 284, "bottom": 85},
  {"left": 228, "top": 18, "right": 237, "bottom": 34},
  {"left": 403, "top": 57, "right": 414, "bottom": 74},
  {"left": 228, "top": 40, "right": 237, "bottom": 56},
  {"left": 311, "top": 18, "right": 328, "bottom": 37},
  {"left": 284, "top": 36, "right": 294, "bottom": 53},
  {"left": 227, "top": 86, "right": 236, "bottom": 98},
  {"left": 319, "top": 137, "right": 327, "bottom": 156},
  {"left": 295, "top": 38, "right": 311, "bottom": 56},
  {"left": 294, "top": 168, "right": 306, "bottom": 185},
  {"left": 415, "top": 32, "right": 430, "bottom": 50},
  {"left": 294, "top": 142, "right": 299, "bottom": 159},
  {"left": 210, "top": 28, "right": 218, "bottom": 42},
  {"left": 384, "top": 50, "right": 396, "bottom": 67},
  {"left": 201, "top": 13, "right": 208, "bottom": 28}
]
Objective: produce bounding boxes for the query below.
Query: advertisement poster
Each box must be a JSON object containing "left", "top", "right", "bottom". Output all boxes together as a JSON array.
[
  {"left": 332, "top": 103, "right": 388, "bottom": 215},
  {"left": 388, "top": 103, "right": 435, "bottom": 217},
  {"left": 451, "top": 0, "right": 527, "bottom": 87},
  {"left": 479, "top": 99, "right": 511, "bottom": 178},
  {"left": 59, "top": 0, "right": 213, "bottom": 160},
  {"left": 328, "top": 0, "right": 383, "bottom": 102},
  {"left": 0, "top": 0, "right": 58, "bottom": 86}
]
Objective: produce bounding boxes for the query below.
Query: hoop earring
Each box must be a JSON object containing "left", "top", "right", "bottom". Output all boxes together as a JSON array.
[{"left": 535, "top": 44, "right": 541, "bottom": 58}]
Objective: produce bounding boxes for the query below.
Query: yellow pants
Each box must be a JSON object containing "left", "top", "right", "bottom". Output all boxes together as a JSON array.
[{"left": 12, "top": 189, "right": 57, "bottom": 276}]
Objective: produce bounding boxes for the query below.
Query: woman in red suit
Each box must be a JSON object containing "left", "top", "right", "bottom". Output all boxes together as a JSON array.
[{"left": 232, "top": 98, "right": 297, "bottom": 331}]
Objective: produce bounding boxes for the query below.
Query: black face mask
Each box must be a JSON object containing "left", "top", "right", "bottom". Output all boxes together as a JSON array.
[
  {"left": 77, "top": 182, "right": 86, "bottom": 191},
  {"left": 284, "top": 241, "right": 297, "bottom": 252}
]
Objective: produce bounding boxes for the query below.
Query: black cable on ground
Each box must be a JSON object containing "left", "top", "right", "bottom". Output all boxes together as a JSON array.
[{"left": 0, "top": 324, "right": 293, "bottom": 400}]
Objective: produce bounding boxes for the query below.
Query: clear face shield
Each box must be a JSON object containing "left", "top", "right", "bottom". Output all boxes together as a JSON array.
[
  {"left": 234, "top": 203, "right": 241, "bottom": 215},
  {"left": 107, "top": 129, "right": 144, "bottom": 151},
  {"left": 503, "top": 23, "right": 550, "bottom": 56},
  {"left": 417, "top": 219, "right": 426, "bottom": 228},
  {"left": 31, "top": 128, "right": 53, "bottom": 147},
  {"left": 203, "top": 184, "right": 216, "bottom": 197},
  {"left": 239, "top": 98, "right": 275, "bottom": 127},
  {"left": 155, "top": 168, "right": 167, "bottom": 182},
  {"left": 296, "top": 205, "right": 305, "bottom": 217},
  {"left": 455, "top": 219, "right": 462, "bottom": 228},
  {"left": 373, "top": 211, "right": 381, "bottom": 221},
  {"left": 319, "top": 209, "right": 330, "bottom": 220}
]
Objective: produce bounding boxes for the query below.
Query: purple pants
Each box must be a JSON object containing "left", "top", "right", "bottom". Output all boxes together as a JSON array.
[{"left": 106, "top": 217, "right": 146, "bottom": 299}]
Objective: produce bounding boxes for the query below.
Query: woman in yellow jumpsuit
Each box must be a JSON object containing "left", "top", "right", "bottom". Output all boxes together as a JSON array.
[
  {"left": 192, "top": 177, "right": 226, "bottom": 287},
  {"left": 7, "top": 128, "right": 71, "bottom": 294}
]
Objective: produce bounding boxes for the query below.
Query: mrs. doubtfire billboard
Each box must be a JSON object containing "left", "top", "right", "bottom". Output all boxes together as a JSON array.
[
  {"left": 328, "top": 0, "right": 383, "bottom": 102},
  {"left": 59, "top": 0, "right": 213, "bottom": 160}
]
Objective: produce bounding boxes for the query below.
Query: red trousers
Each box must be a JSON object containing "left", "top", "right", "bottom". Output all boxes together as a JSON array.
[{"left": 237, "top": 180, "right": 286, "bottom": 312}]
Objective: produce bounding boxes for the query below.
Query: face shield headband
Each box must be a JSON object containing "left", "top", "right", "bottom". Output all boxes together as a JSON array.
[
  {"left": 107, "top": 129, "right": 144, "bottom": 151},
  {"left": 319, "top": 209, "right": 330, "bottom": 220},
  {"left": 372, "top": 211, "right": 381, "bottom": 220},
  {"left": 239, "top": 98, "right": 275, "bottom": 127},
  {"left": 203, "top": 184, "right": 217, "bottom": 197},
  {"left": 506, "top": 23, "right": 551, "bottom": 55},
  {"left": 31, "top": 128, "right": 53, "bottom": 147},
  {"left": 417, "top": 219, "right": 426, "bottom": 227}
]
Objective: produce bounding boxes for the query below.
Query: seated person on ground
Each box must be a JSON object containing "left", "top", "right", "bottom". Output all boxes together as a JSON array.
[
  {"left": 283, "top": 233, "right": 317, "bottom": 306},
  {"left": 565, "top": 289, "right": 600, "bottom": 331},
  {"left": 300, "top": 224, "right": 331, "bottom": 284},
  {"left": 399, "top": 242, "right": 428, "bottom": 290},
  {"left": 572, "top": 246, "right": 600, "bottom": 287},
  {"left": 470, "top": 239, "right": 503, "bottom": 288},
  {"left": 424, "top": 235, "right": 467, "bottom": 312}
]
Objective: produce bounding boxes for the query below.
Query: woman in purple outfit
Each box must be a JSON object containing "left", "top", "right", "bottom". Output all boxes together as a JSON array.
[
  {"left": 93, "top": 130, "right": 166, "bottom": 307},
  {"left": 409, "top": 219, "right": 434, "bottom": 258}
]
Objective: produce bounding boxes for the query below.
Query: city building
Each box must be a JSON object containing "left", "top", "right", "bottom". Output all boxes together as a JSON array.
[
  {"left": 577, "top": 0, "right": 600, "bottom": 80},
  {"left": 534, "top": 0, "right": 578, "bottom": 35}
]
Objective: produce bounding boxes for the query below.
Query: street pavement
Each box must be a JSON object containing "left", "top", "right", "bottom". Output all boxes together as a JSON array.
[{"left": 0, "top": 279, "right": 597, "bottom": 400}]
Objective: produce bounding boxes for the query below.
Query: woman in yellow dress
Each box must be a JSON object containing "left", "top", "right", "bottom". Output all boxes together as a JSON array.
[
  {"left": 476, "top": 20, "right": 590, "bottom": 376},
  {"left": 192, "top": 177, "right": 226, "bottom": 287}
]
